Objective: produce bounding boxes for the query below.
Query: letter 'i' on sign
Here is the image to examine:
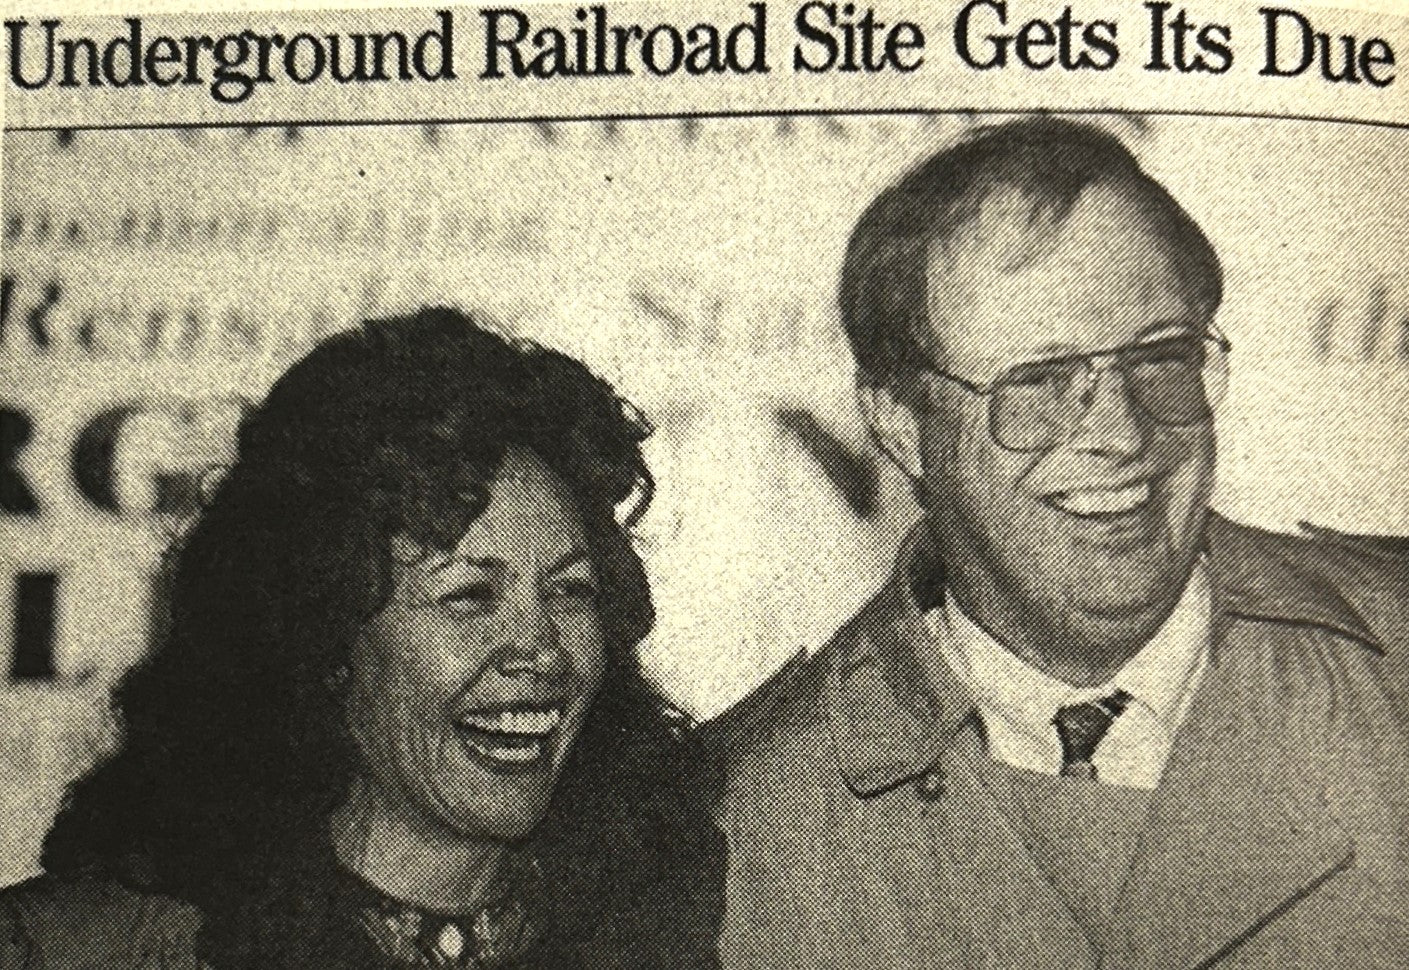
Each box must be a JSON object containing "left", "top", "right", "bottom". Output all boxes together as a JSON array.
[{"left": 10, "top": 573, "right": 58, "bottom": 680}]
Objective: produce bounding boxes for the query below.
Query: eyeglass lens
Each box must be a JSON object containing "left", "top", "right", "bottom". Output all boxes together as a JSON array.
[{"left": 989, "top": 335, "right": 1229, "bottom": 452}]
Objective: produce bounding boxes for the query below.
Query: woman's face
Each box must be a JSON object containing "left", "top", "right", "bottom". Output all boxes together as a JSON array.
[{"left": 345, "top": 448, "right": 606, "bottom": 842}]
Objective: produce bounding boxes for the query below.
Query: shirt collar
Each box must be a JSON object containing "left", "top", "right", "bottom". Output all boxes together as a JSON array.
[
  {"left": 825, "top": 511, "right": 1384, "bottom": 797},
  {"left": 1115, "top": 565, "right": 1210, "bottom": 720}
]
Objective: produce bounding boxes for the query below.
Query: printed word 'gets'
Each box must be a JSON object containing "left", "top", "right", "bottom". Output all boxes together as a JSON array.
[{"left": 954, "top": 0, "right": 1118, "bottom": 71}]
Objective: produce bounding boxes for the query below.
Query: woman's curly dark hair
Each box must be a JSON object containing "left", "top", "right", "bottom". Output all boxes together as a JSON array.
[{"left": 38, "top": 308, "right": 714, "bottom": 959}]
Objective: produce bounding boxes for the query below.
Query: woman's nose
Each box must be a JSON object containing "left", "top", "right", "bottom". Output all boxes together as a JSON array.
[{"left": 493, "top": 605, "right": 569, "bottom": 681}]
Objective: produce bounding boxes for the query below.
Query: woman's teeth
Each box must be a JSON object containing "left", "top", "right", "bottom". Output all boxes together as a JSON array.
[
  {"left": 458, "top": 707, "right": 563, "bottom": 735},
  {"left": 1047, "top": 481, "right": 1151, "bottom": 516},
  {"left": 455, "top": 706, "right": 564, "bottom": 766}
]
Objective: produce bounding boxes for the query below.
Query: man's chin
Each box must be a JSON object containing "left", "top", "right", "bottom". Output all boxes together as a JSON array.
[
  {"left": 1050, "top": 565, "right": 1188, "bottom": 648},
  {"left": 1014, "top": 532, "right": 1184, "bottom": 618}
]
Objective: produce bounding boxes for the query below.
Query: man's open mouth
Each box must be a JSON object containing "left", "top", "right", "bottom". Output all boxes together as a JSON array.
[
  {"left": 455, "top": 704, "right": 565, "bottom": 768},
  {"left": 1042, "top": 480, "right": 1152, "bottom": 519}
]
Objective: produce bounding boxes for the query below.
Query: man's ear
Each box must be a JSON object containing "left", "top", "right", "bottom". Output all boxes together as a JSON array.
[{"left": 856, "top": 381, "right": 925, "bottom": 481}]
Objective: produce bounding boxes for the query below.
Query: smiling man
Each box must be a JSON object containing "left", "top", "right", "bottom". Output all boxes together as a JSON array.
[{"left": 714, "top": 119, "right": 1409, "bottom": 969}]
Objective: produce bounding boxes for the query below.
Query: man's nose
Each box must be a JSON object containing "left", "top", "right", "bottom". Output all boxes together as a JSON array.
[
  {"left": 493, "top": 602, "right": 569, "bottom": 681},
  {"left": 1068, "top": 367, "right": 1149, "bottom": 458}
]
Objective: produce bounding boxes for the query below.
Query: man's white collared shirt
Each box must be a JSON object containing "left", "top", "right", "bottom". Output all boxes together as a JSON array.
[{"left": 927, "top": 565, "right": 1211, "bottom": 789}]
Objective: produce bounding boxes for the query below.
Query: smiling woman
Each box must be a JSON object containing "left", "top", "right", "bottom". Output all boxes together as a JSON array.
[{"left": 0, "top": 308, "right": 724, "bottom": 969}]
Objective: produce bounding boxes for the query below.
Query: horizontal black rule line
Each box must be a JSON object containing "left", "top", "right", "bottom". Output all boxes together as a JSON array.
[{"left": 6, "top": 105, "right": 1409, "bottom": 135}]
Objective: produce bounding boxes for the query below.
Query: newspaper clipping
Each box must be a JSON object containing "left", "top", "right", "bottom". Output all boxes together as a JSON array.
[{"left": 1, "top": 0, "right": 1407, "bottom": 967}]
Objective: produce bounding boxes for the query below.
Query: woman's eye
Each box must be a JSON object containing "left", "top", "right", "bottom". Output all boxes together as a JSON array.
[
  {"left": 547, "top": 579, "right": 599, "bottom": 611},
  {"left": 437, "top": 584, "right": 497, "bottom": 614}
]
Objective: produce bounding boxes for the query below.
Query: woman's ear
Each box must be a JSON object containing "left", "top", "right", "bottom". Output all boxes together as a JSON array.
[{"left": 855, "top": 380, "right": 925, "bottom": 481}]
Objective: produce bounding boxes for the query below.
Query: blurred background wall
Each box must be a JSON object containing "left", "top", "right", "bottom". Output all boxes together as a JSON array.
[{"left": 2, "top": 113, "right": 1407, "bottom": 882}]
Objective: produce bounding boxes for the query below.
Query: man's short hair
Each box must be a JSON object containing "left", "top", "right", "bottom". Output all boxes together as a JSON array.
[{"left": 840, "top": 118, "right": 1224, "bottom": 388}]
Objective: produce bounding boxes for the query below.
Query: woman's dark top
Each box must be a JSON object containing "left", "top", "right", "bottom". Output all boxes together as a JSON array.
[{"left": 0, "top": 791, "right": 725, "bottom": 970}]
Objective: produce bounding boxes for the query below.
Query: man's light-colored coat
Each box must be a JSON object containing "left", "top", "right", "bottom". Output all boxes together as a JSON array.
[{"left": 713, "top": 514, "right": 1409, "bottom": 970}]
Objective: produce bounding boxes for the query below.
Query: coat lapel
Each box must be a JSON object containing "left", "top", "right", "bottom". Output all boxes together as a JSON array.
[
  {"left": 1107, "top": 620, "right": 1354, "bottom": 970},
  {"left": 927, "top": 731, "right": 1099, "bottom": 970},
  {"left": 823, "top": 545, "right": 1098, "bottom": 970}
]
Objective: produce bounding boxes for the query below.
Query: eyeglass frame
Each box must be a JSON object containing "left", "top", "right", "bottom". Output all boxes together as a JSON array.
[{"left": 910, "top": 328, "right": 1234, "bottom": 454}]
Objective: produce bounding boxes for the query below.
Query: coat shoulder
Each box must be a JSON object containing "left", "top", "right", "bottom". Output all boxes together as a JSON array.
[
  {"left": 1293, "top": 523, "right": 1409, "bottom": 709},
  {"left": 699, "top": 588, "right": 896, "bottom": 799},
  {"left": 1293, "top": 523, "right": 1409, "bottom": 600},
  {"left": 1281, "top": 521, "right": 1408, "bottom": 649},
  {"left": 696, "top": 649, "right": 824, "bottom": 761},
  {"left": 1215, "top": 517, "right": 1409, "bottom": 728},
  {"left": 0, "top": 873, "right": 204, "bottom": 970},
  {"left": 1212, "top": 515, "right": 1409, "bottom": 648}
]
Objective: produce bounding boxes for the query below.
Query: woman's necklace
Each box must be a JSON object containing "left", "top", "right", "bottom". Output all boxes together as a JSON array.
[{"left": 354, "top": 856, "right": 543, "bottom": 969}]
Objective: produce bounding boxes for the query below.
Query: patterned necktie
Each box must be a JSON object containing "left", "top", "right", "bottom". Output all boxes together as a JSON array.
[{"left": 1052, "top": 689, "right": 1133, "bottom": 780}]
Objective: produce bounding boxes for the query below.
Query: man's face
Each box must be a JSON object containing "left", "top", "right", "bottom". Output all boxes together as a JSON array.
[{"left": 912, "top": 185, "right": 1217, "bottom": 669}]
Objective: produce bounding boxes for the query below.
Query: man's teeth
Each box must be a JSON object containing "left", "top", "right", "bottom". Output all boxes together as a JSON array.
[
  {"left": 458, "top": 707, "right": 563, "bottom": 736},
  {"left": 1049, "top": 482, "right": 1151, "bottom": 516}
]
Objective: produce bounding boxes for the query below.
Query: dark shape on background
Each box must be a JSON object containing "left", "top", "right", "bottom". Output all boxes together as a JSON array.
[
  {"left": 1310, "top": 285, "right": 1409, "bottom": 362},
  {"left": 67, "top": 401, "right": 212, "bottom": 518},
  {"left": 775, "top": 406, "right": 879, "bottom": 519},
  {"left": 630, "top": 290, "right": 690, "bottom": 339},
  {"left": 144, "top": 310, "right": 169, "bottom": 353},
  {"left": 25, "top": 279, "right": 60, "bottom": 349},
  {"left": 71, "top": 404, "right": 135, "bottom": 514},
  {"left": 1312, "top": 298, "right": 1338, "bottom": 358},
  {"left": 76, "top": 314, "right": 96, "bottom": 352},
  {"left": 10, "top": 573, "right": 58, "bottom": 681},
  {"left": 152, "top": 472, "right": 201, "bottom": 517},
  {"left": 0, "top": 408, "right": 40, "bottom": 516},
  {"left": 0, "top": 274, "right": 13, "bottom": 336}
]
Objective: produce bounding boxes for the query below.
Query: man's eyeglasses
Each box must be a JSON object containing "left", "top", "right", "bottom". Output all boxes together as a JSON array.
[{"left": 917, "top": 331, "right": 1232, "bottom": 453}]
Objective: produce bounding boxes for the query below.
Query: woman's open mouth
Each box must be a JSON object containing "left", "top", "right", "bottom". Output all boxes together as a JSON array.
[{"left": 454, "top": 704, "right": 565, "bottom": 770}]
